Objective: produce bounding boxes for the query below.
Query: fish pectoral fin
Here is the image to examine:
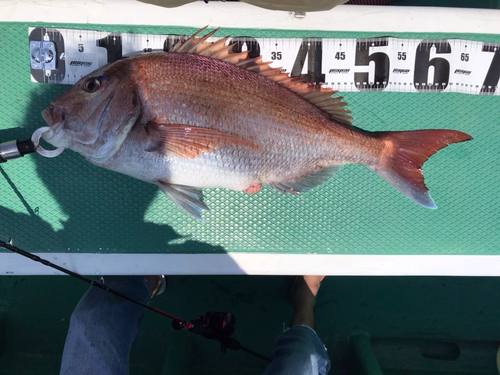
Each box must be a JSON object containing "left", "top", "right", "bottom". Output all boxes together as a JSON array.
[
  {"left": 145, "top": 123, "right": 261, "bottom": 158},
  {"left": 269, "top": 166, "right": 341, "bottom": 195},
  {"left": 157, "top": 181, "right": 209, "bottom": 220}
]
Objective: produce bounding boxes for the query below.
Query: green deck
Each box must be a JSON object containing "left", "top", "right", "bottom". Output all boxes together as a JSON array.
[{"left": 0, "top": 23, "right": 499, "bottom": 257}]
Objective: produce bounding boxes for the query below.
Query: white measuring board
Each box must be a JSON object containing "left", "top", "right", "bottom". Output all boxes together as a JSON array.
[{"left": 29, "top": 27, "right": 500, "bottom": 96}]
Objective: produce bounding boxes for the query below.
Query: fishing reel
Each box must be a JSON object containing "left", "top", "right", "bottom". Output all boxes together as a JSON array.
[{"left": 172, "top": 311, "right": 240, "bottom": 353}]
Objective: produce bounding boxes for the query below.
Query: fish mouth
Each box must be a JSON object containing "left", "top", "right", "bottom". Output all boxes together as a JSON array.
[{"left": 42, "top": 104, "right": 65, "bottom": 136}]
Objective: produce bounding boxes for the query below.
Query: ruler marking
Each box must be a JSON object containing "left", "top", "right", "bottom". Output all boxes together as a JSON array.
[{"left": 28, "top": 27, "right": 500, "bottom": 96}]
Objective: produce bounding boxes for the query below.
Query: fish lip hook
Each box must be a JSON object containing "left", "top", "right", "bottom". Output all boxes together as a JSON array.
[{"left": 31, "top": 126, "right": 65, "bottom": 158}]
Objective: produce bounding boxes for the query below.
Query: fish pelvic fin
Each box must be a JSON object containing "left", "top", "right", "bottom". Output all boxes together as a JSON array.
[
  {"left": 169, "top": 27, "right": 352, "bottom": 126},
  {"left": 269, "top": 166, "right": 341, "bottom": 195},
  {"left": 368, "top": 129, "right": 473, "bottom": 209},
  {"left": 157, "top": 181, "right": 209, "bottom": 220}
]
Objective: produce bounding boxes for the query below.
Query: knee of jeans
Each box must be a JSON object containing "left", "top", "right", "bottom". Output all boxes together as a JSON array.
[
  {"left": 277, "top": 328, "right": 315, "bottom": 352},
  {"left": 69, "top": 290, "right": 103, "bottom": 325},
  {"left": 278, "top": 326, "right": 329, "bottom": 358},
  {"left": 69, "top": 302, "right": 90, "bottom": 326}
]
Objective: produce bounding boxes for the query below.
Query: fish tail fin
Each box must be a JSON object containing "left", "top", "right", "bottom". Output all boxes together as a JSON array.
[{"left": 368, "top": 129, "right": 473, "bottom": 208}]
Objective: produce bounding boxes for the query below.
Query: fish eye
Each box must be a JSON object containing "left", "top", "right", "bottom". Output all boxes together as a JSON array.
[{"left": 83, "top": 77, "right": 101, "bottom": 93}]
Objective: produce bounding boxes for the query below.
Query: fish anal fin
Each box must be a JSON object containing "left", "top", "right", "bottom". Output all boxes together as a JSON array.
[
  {"left": 269, "top": 166, "right": 341, "bottom": 195},
  {"left": 146, "top": 122, "right": 261, "bottom": 158},
  {"left": 157, "top": 182, "right": 208, "bottom": 220}
]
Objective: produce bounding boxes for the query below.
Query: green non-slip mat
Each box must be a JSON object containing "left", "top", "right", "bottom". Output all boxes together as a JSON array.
[{"left": 0, "top": 23, "right": 498, "bottom": 255}]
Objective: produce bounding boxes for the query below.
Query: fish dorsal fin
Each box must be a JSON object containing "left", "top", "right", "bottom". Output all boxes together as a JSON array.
[{"left": 170, "top": 28, "right": 353, "bottom": 126}]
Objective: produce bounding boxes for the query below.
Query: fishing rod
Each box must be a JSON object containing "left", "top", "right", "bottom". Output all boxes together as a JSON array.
[{"left": 0, "top": 239, "right": 271, "bottom": 362}]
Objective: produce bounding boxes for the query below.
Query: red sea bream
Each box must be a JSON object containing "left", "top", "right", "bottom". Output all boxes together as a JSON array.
[{"left": 41, "top": 28, "right": 473, "bottom": 218}]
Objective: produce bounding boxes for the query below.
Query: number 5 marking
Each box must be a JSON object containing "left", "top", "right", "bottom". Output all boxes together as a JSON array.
[{"left": 354, "top": 38, "right": 389, "bottom": 91}]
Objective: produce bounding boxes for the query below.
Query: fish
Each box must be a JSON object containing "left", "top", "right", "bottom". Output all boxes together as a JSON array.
[{"left": 41, "top": 28, "right": 473, "bottom": 219}]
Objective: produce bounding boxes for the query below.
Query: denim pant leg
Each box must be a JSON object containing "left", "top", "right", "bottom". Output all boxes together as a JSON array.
[
  {"left": 59, "top": 276, "right": 151, "bottom": 375},
  {"left": 263, "top": 325, "right": 331, "bottom": 375}
]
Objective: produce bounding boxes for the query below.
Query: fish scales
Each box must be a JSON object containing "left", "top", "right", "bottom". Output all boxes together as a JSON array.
[
  {"left": 133, "top": 53, "right": 374, "bottom": 177},
  {"left": 41, "top": 28, "right": 472, "bottom": 218}
]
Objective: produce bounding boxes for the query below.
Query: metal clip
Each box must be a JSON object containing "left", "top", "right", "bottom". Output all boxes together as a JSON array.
[
  {"left": 30, "top": 41, "right": 56, "bottom": 70},
  {"left": 0, "top": 128, "right": 64, "bottom": 163},
  {"left": 0, "top": 140, "right": 21, "bottom": 163},
  {"left": 31, "top": 127, "right": 65, "bottom": 158},
  {"left": 0, "top": 139, "right": 36, "bottom": 163}
]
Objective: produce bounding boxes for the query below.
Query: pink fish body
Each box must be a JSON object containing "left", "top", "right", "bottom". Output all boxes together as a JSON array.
[{"left": 41, "top": 29, "right": 472, "bottom": 218}]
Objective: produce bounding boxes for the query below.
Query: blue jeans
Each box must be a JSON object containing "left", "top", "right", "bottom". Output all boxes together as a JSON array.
[{"left": 60, "top": 276, "right": 330, "bottom": 375}]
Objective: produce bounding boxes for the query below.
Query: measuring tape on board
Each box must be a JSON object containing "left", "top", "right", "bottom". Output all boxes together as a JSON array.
[{"left": 29, "top": 27, "right": 500, "bottom": 95}]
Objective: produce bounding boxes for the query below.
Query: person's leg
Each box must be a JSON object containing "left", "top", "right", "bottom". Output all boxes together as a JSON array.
[
  {"left": 59, "top": 276, "right": 161, "bottom": 375},
  {"left": 263, "top": 276, "right": 330, "bottom": 375}
]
